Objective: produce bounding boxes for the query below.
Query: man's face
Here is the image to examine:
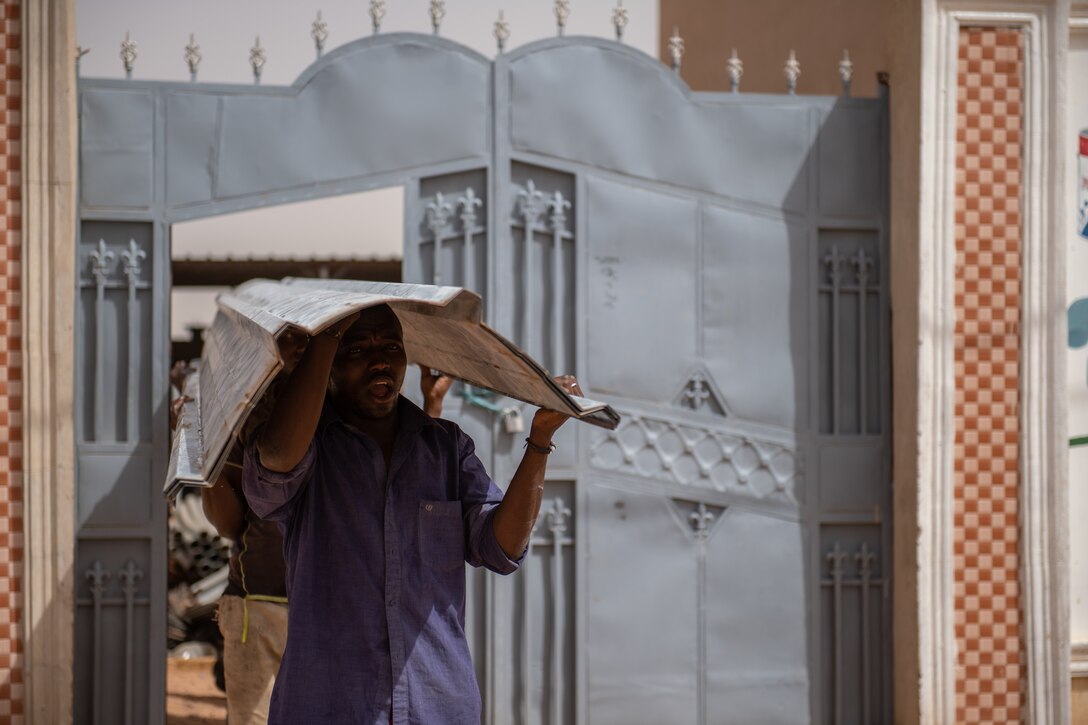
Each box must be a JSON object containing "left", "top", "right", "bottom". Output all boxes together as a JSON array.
[{"left": 329, "top": 307, "right": 407, "bottom": 420}]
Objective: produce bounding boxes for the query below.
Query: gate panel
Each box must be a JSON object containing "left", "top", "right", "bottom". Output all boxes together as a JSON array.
[
  {"left": 702, "top": 205, "right": 808, "bottom": 429},
  {"left": 585, "top": 177, "right": 697, "bottom": 402},
  {"left": 509, "top": 163, "right": 577, "bottom": 377},
  {"left": 75, "top": 221, "right": 165, "bottom": 724},
  {"left": 586, "top": 481, "right": 698, "bottom": 723},
  {"left": 705, "top": 510, "right": 808, "bottom": 723}
]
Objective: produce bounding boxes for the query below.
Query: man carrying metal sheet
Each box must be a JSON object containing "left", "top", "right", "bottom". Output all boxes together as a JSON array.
[{"left": 241, "top": 303, "right": 578, "bottom": 724}]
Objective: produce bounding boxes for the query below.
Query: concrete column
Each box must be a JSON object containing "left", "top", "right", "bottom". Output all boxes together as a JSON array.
[{"left": 21, "top": 0, "right": 77, "bottom": 722}]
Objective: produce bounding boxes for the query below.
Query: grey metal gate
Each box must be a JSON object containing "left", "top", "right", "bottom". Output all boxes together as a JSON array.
[{"left": 77, "top": 32, "right": 889, "bottom": 724}]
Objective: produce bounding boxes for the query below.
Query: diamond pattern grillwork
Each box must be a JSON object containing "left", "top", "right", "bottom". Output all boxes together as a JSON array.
[{"left": 590, "top": 414, "right": 799, "bottom": 505}]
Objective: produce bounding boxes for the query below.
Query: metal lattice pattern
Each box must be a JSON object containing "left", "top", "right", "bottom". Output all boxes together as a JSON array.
[{"left": 590, "top": 413, "right": 799, "bottom": 506}]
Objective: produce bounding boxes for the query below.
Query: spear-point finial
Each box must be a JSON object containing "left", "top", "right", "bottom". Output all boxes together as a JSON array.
[
  {"left": 668, "top": 27, "right": 684, "bottom": 73},
  {"left": 726, "top": 48, "right": 743, "bottom": 92},
  {"left": 555, "top": 0, "right": 571, "bottom": 37},
  {"left": 76, "top": 46, "right": 91, "bottom": 76},
  {"left": 249, "top": 36, "right": 267, "bottom": 85},
  {"left": 784, "top": 49, "right": 801, "bottom": 95},
  {"left": 612, "top": 1, "right": 629, "bottom": 42},
  {"left": 838, "top": 49, "right": 854, "bottom": 96},
  {"left": 370, "top": 0, "right": 386, "bottom": 35},
  {"left": 312, "top": 11, "right": 329, "bottom": 59},
  {"left": 120, "top": 32, "right": 137, "bottom": 79},
  {"left": 430, "top": 0, "right": 446, "bottom": 36},
  {"left": 494, "top": 11, "right": 511, "bottom": 54},
  {"left": 184, "top": 33, "right": 202, "bottom": 82}
]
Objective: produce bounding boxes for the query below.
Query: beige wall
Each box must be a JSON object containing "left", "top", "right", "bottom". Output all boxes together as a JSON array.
[{"left": 659, "top": 0, "right": 889, "bottom": 97}]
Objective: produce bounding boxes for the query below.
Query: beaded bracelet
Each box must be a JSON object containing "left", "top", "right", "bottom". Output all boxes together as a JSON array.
[{"left": 523, "top": 437, "right": 556, "bottom": 455}]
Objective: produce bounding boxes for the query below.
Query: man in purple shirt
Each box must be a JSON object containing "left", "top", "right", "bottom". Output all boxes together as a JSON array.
[{"left": 243, "top": 304, "right": 579, "bottom": 724}]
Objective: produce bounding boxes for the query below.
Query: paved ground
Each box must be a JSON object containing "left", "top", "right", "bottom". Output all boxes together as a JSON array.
[{"left": 166, "top": 656, "right": 227, "bottom": 725}]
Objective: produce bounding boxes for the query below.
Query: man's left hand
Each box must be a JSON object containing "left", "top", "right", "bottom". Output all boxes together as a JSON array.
[{"left": 530, "top": 375, "right": 581, "bottom": 440}]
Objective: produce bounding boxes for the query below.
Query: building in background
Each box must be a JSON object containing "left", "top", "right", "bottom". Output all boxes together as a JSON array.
[{"left": 3, "top": 1, "right": 1084, "bottom": 724}]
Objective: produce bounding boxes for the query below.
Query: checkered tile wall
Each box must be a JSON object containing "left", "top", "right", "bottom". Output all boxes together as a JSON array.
[
  {"left": 0, "top": 0, "right": 21, "bottom": 721},
  {"left": 954, "top": 26, "right": 1024, "bottom": 724}
]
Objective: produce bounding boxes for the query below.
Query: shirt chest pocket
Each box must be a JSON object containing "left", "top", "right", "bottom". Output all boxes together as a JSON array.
[{"left": 418, "top": 500, "right": 465, "bottom": 572}]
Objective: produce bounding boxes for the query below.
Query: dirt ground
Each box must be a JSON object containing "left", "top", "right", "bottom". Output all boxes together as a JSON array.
[{"left": 166, "top": 656, "right": 227, "bottom": 725}]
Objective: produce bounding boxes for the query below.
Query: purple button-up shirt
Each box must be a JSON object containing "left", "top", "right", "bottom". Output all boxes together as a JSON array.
[{"left": 243, "top": 396, "right": 521, "bottom": 724}]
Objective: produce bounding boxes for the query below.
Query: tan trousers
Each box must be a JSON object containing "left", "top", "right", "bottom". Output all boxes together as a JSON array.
[{"left": 217, "top": 594, "right": 288, "bottom": 725}]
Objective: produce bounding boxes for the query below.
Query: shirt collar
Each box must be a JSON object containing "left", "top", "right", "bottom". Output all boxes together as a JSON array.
[{"left": 318, "top": 393, "right": 439, "bottom": 435}]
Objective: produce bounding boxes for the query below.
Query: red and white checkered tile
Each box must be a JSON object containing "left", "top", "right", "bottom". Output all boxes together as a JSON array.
[
  {"left": 0, "top": 0, "right": 20, "bottom": 721},
  {"left": 954, "top": 26, "right": 1024, "bottom": 724}
]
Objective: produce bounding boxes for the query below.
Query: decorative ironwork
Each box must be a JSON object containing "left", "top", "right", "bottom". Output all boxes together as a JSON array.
[
  {"left": 458, "top": 187, "right": 483, "bottom": 230},
  {"left": 839, "top": 49, "right": 854, "bottom": 96},
  {"left": 249, "top": 36, "right": 267, "bottom": 85},
  {"left": 184, "top": 34, "right": 202, "bottom": 82},
  {"left": 727, "top": 48, "right": 743, "bottom": 93},
  {"left": 668, "top": 27, "right": 684, "bottom": 73},
  {"left": 517, "top": 180, "right": 546, "bottom": 352},
  {"left": 827, "top": 542, "right": 847, "bottom": 722},
  {"left": 820, "top": 541, "right": 886, "bottom": 725},
  {"left": 689, "top": 501, "right": 715, "bottom": 539},
  {"left": 121, "top": 240, "right": 146, "bottom": 442},
  {"left": 823, "top": 245, "right": 846, "bottom": 286},
  {"left": 76, "top": 46, "right": 91, "bottom": 76},
  {"left": 458, "top": 188, "right": 483, "bottom": 292},
  {"left": 87, "top": 561, "right": 110, "bottom": 725},
  {"left": 429, "top": 0, "right": 446, "bottom": 36},
  {"left": 784, "top": 49, "right": 801, "bottom": 95},
  {"left": 120, "top": 239, "right": 146, "bottom": 284},
  {"left": 824, "top": 245, "right": 845, "bottom": 434},
  {"left": 119, "top": 561, "right": 143, "bottom": 725},
  {"left": 545, "top": 497, "right": 572, "bottom": 537},
  {"left": 426, "top": 193, "right": 454, "bottom": 286},
  {"left": 547, "top": 191, "right": 571, "bottom": 373},
  {"left": 370, "top": 0, "right": 386, "bottom": 35},
  {"left": 683, "top": 372, "right": 711, "bottom": 410},
  {"left": 525, "top": 495, "right": 575, "bottom": 725},
  {"left": 88, "top": 239, "right": 115, "bottom": 285},
  {"left": 555, "top": 0, "right": 571, "bottom": 37},
  {"left": 494, "top": 10, "right": 510, "bottom": 54},
  {"left": 517, "top": 180, "right": 546, "bottom": 228},
  {"left": 612, "top": 1, "right": 628, "bottom": 42},
  {"left": 675, "top": 367, "right": 728, "bottom": 416},
  {"left": 856, "top": 543, "right": 876, "bottom": 723},
  {"left": 591, "top": 413, "right": 800, "bottom": 505},
  {"left": 312, "top": 11, "right": 329, "bottom": 59},
  {"left": 88, "top": 241, "right": 115, "bottom": 441},
  {"left": 120, "top": 32, "right": 137, "bottom": 79}
]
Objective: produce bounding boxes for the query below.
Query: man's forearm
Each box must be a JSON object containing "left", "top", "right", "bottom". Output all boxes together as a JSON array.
[
  {"left": 257, "top": 332, "right": 339, "bottom": 472},
  {"left": 491, "top": 449, "right": 549, "bottom": 558}
]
